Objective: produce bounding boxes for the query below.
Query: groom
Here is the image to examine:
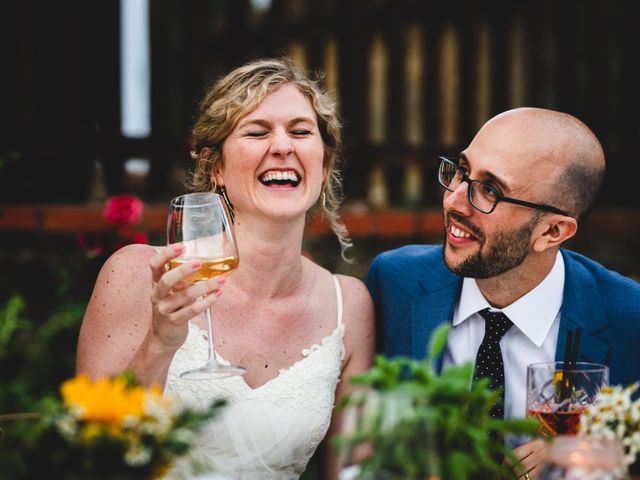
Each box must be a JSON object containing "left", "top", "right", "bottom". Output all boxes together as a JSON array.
[{"left": 365, "top": 107, "right": 640, "bottom": 477}]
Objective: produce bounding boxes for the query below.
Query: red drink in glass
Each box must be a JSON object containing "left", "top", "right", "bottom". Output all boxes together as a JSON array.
[{"left": 526, "top": 405, "right": 585, "bottom": 437}]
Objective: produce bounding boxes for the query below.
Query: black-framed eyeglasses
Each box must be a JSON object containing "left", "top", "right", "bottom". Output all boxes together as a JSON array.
[{"left": 437, "top": 156, "right": 570, "bottom": 216}]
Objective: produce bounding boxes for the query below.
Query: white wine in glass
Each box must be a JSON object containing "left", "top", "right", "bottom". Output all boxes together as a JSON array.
[{"left": 167, "top": 192, "right": 245, "bottom": 380}]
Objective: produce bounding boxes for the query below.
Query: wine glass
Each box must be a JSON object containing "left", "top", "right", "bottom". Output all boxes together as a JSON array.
[
  {"left": 167, "top": 192, "right": 245, "bottom": 380},
  {"left": 526, "top": 362, "right": 608, "bottom": 437}
]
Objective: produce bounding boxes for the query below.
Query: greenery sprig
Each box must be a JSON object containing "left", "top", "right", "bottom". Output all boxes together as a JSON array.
[{"left": 334, "top": 323, "right": 538, "bottom": 480}]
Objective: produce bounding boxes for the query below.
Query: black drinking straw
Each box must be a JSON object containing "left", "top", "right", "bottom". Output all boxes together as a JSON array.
[
  {"left": 561, "top": 330, "right": 573, "bottom": 400},
  {"left": 560, "top": 329, "right": 582, "bottom": 402},
  {"left": 571, "top": 330, "right": 581, "bottom": 367},
  {"left": 569, "top": 328, "right": 582, "bottom": 397}
]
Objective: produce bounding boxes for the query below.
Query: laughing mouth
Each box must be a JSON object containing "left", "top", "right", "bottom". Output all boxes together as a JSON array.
[
  {"left": 446, "top": 213, "right": 481, "bottom": 241},
  {"left": 259, "top": 170, "right": 301, "bottom": 187},
  {"left": 450, "top": 225, "right": 473, "bottom": 239}
]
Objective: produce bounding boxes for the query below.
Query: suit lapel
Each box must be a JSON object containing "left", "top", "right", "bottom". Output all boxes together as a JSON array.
[
  {"left": 411, "top": 291, "right": 458, "bottom": 360},
  {"left": 411, "top": 257, "right": 461, "bottom": 370},
  {"left": 556, "top": 250, "right": 609, "bottom": 364}
]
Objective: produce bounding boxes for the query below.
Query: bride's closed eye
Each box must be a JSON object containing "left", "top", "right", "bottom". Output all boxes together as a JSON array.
[
  {"left": 245, "top": 131, "right": 268, "bottom": 137},
  {"left": 290, "top": 129, "right": 312, "bottom": 136}
]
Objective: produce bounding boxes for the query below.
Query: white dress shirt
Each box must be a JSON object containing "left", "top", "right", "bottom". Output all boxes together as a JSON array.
[{"left": 442, "top": 251, "right": 565, "bottom": 419}]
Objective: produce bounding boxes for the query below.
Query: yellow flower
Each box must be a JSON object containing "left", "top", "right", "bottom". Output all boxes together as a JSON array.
[
  {"left": 39, "top": 373, "right": 225, "bottom": 477},
  {"left": 60, "top": 374, "right": 147, "bottom": 426}
]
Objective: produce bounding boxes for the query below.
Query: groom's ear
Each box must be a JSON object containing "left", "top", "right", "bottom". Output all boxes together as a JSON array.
[{"left": 532, "top": 216, "right": 577, "bottom": 252}]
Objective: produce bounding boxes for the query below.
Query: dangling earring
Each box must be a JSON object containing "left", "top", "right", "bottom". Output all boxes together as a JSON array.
[
  {"left": 320, "top": 190, "right": 327, "bottom": 223},
  {"left": 220, "top": 185, "right": 235, "bottom": 223}
]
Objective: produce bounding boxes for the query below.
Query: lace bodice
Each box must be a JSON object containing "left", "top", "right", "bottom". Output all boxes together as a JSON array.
[{"left": 163, "top": 276, "right": 345, "bottom": 480}]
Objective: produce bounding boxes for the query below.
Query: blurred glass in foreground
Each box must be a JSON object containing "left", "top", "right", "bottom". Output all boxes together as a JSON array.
[{"left": 539, "top": 435, "right": 629, "bottom": 480}]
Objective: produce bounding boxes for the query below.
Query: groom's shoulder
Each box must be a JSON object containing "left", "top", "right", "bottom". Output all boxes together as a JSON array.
[
  {"left": 374, "top": 244, "right": 442, "bottom": 262},
  {"left": 367, "top": 244, "right": 458, "bottom": 300},
  {"left": 561, "top": 249, "right": 640, "bottom": 302},
  {"left": 370, "top": 244, "right": 444, "bottom": 275}
]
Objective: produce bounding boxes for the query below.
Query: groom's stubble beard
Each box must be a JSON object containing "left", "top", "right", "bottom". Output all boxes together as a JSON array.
[{"left": 442, "top": 212, "right": 540, "bottom": 279}]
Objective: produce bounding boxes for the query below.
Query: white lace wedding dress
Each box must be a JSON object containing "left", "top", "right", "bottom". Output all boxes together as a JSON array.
[{"left": 163, "top": 276, "right": 345, "bottom": 480}]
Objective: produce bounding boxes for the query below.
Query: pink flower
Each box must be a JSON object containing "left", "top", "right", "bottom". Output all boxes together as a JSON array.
[{"left": 104, "top": 195, "right": 144, "bottom": 226}]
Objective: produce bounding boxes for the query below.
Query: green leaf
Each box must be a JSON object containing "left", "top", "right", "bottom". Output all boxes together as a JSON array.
[
  {"left": 427, "top": 322, "right": 451, "bottom": 361},
  {"left": 445, "top": 451, "right": 472, "bottom": 480},
  {"left": 0, "top": 295, "right": 27, "bottom": 349}
]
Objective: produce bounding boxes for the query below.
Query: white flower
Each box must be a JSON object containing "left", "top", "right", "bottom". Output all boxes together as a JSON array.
[
  {"left": 68, "top": 404, "right": 85, "bottom": 419},
  {"left": 581, "top": 383, "right": 640, "bottom": 469},
  {"left": 122, "top": 414, "right": 139, "bottom": 429},
  {"left": 143, "top": 394, "right": 173, "bottom": 435},
  {"left": 125, "top": 440, "right": 152, "bottom": 466},
  {"left": 55, "top": 414, "right": 77, "bottom": 440}
]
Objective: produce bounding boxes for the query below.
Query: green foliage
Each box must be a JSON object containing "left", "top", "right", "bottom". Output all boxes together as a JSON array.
[
  {"left": 0, "top": 293, "right": 86, "bottom": 479},
  {"left": 0, "top": 295, "right": 84, "bottom": 413},
  {"left": 334, "top": 323, "right": 539, "bottom": 480}
]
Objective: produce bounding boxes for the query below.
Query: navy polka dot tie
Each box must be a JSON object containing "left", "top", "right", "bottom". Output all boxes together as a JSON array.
[{"left": 473, "top": 308, "right": 514, "bottom": 419}]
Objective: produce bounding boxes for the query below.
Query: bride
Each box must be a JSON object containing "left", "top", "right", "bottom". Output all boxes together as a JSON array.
[{"left": 75, "top": 58, "right": 375, "bottom": 479}]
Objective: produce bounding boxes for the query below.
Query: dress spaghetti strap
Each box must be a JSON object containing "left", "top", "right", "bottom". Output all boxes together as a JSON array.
[{"left": 332, "top": 275, "right": 344, "bottom": 327}]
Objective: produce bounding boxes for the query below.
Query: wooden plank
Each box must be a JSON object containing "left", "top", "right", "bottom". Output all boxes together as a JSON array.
[
  {"left": 43, "top": 206, "right": 107, "bottom": 231},
  {"left": 0, "top": 206, "right": 39, "bottom": 230},
  {"left": 0, "top": 205, "right": 638, "bottom": 243}
]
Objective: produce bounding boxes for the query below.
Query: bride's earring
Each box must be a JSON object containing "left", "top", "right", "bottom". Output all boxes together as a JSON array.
[
  {"left": 220, "top": 185, "right": 235, "bottom": 222},
  {"left": 320, "top": 190, "right": 327, "bottom": 222}
]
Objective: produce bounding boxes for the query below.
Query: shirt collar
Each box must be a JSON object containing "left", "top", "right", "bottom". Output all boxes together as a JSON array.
[{"left": 452, "top": 252, "right": 565, "bottom": 347}]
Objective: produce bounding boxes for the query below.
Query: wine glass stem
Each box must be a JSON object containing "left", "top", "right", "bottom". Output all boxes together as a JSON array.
[{"left": 204, "top": 306, "right": 219, "bottom": 365}]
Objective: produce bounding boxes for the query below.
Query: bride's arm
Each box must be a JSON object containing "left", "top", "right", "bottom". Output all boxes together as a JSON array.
[
  {"left": 76, "top": 244, "right": 158, "bottom": 381},
  {"left": 76, "top": 243, "right": 224, "bottom": 387},
  {"left": 323, "top": 275, "right": 375, "bottom": 480}
]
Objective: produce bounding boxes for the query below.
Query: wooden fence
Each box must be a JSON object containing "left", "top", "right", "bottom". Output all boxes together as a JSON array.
[{"left": 1, "top": 0, "right": 638, "bottom": 254}]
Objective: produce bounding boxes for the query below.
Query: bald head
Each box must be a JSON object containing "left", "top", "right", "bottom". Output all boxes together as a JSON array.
[{"left": 481, "top": 107, "right": 605, "bottom": 221}]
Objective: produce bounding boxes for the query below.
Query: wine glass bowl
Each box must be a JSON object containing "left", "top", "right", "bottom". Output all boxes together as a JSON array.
[
  {"left": 526, "top": 361, "right": 609, "bottom": 437},
  {"left": 167, "top": 255, "right": 239, "bottom": 284},
  {"left": 167, "top": 192, "right": 245, "bottom": 380}
]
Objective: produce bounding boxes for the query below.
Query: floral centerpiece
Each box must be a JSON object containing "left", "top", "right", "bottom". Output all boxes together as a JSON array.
[
  {"left": 334, "top": 324, "right": 538, "bottom": 480},
  {"left": 1, "top": 372, "right": 224, "bottom": 479},
  {"left": 580, "top": 382, "right": 640, "bottom": 475}
]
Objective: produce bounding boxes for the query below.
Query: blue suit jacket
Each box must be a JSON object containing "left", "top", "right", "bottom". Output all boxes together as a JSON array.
[{"left": 365, "top": 245, "right": 640, "bottom": 386}]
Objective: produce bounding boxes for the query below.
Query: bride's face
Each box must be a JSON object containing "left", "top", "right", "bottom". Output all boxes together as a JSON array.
[{"left": 218, "top": 83, "right": 326, "bottom": 221}]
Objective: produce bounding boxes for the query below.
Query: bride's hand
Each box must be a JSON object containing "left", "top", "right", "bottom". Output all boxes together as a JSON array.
[{"left": 148, "top": 244, "right": 225, "bottom": 350}]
